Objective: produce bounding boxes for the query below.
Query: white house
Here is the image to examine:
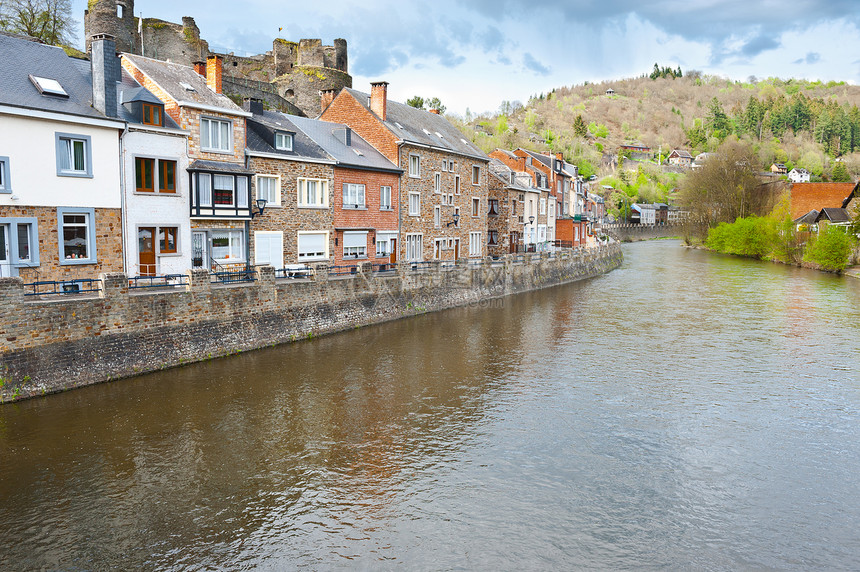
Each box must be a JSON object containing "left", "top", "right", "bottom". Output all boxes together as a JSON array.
[
  {"left": 118, "top": 72, "right": 192, "bottom": 277},
  {"left": 632, "top": 203, "right": 656, "bottom": 225},
  {"left": 0, "top": 34, "right": 124, "bottom": 282},
  {"left": 788, "top": 168, "right": 811, "bottom": 183}
]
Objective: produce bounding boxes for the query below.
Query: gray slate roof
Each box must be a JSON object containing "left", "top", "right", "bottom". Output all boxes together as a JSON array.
[
  {"left": 488, "top": 158, "right": 533, "bottom": 192},
  {"left": 246, "top": 110, "right": 331, "bottom": 162},
  {"left": 287, "top": 114, "right": 401, "bottom": 173},
  {"left": 343, "top": 88, "right": 488, "bottom": 162},
  {"left": 0, "top": 33, "right": 109, "bottom": 121},
  {"left": 816, "top": 208, "right": 851, "bottom": 223},
  {"left": 122, "top": 53, "right": 242, "bottom": 113},
  {"left": 794, "top": 209, "right": 819, "bottom": 224}
]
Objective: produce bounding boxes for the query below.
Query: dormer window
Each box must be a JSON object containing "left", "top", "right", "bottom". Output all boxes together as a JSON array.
[
  {"left": 30, "top": 75, "right": 68, "bottom": 98},
  {"left": 275, "top": 132, "right": 293, "bottom": 151},
  {"left": 142, "top": 103, "right": 163, "bottom": 126}
]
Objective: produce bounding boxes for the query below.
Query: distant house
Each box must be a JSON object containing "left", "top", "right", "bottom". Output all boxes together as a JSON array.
[
  {"left": 788, "top": 168, "right": 810, "bottom": 183},
  {"left": 605, "top": 88, "right": 615, "bottom": 96},
  {"left": 667, "top": 149, "right": 692, "bottom": 168},
  {"left": 771, "top": 163, "right": 787, "bottom": 175},
  {"left": 814, "top": 208, "right": 852, "bottom": 226},
  {"left": 630, "top": 203, "right": 656, "bottom": 225},
  {"left": 654, "top": 203, "right": 669, "bottom": 224}
]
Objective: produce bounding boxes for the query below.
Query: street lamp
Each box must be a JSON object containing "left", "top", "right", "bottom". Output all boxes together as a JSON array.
[
  {"left": 250, "top": 198, "right": 268, "bottom": 219},
  {"left": 446, "top": 211, "right": 461, "bottom": 227}
]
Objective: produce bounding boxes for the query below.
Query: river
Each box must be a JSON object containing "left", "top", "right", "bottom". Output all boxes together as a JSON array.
[{"left": 1, "top": 240, "right": 859, "bottom": 570}]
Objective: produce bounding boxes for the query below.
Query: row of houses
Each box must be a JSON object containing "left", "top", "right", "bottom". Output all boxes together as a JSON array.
[{"left": 0, "top": 33, "right": 595, "bottom": 283}]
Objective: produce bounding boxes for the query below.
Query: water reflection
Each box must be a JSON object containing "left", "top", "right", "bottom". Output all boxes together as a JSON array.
[{"left": 1, "top": 240, "right": 859, "bottom": 570}]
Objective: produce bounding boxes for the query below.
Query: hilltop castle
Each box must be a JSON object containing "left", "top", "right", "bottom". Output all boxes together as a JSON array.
[{"left": 83, "top": 0, "right": 351, "bottom": 116}]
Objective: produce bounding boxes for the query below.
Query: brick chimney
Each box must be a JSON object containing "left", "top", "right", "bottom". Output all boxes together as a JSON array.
[
  {"left": 90, "top": 34, "right": 119, "bottom": 119},
  {"left": 206, "top": 54, "right": 222, "bottom": 94},
  {"left": 370, "top": 81, "right": 388, "bottom": 121},
  {"left": 555, "top": 152, "right": 563, "bottom": 161},
  {"left": 320, "top": 89, "right": 336, "bottom": 113},
  {"left": 428, "top": 108, "right": 440, "bottom": 115},
  {"left": 193, "top": 60, "right": 206, "bottom": 77}
]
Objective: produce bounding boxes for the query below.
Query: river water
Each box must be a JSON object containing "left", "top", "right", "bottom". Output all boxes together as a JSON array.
[{"left": 1, "top": 240, "right": 859, "bottom": 570}]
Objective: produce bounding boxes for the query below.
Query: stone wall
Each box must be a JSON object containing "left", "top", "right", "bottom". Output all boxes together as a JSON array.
[
  {"left": 0, "top": 245, "right": 622, "bottom": 402},
  {"left": 602, "top": 223, "right": 683, "bottom": 242}
]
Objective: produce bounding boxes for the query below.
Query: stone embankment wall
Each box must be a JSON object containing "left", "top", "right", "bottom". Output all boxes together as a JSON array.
[
  {"left": 602, "top": 223, "right": 683, "bottom": 242},
  {"left": 0, "top": 245, "right": 622, "bottom": 403}
]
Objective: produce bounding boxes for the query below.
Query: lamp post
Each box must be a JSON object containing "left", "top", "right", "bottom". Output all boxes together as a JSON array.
[{"left": 250, "top": 198, "right": 268, "bottom": 219}]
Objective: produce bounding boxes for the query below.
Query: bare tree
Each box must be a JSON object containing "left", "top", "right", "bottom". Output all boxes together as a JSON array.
[{"left": 1, "top": 0, "right": 76, "bottom": 46}]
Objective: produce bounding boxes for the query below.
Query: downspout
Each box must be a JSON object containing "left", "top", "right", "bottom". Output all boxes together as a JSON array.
[
  {"left": 119, "top": 124, "right": 128, "bottom": 274},
  {"left": 244, "top": 142, "right": 251, "bottom": 269},
  {"left": 397, "top": 143, "right": 403, "bottom": 262}
]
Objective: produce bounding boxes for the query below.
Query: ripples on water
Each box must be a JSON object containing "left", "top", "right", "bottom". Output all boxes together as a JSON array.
[{"left": 1, "top": 240, "right": 859, "bottom": 570}]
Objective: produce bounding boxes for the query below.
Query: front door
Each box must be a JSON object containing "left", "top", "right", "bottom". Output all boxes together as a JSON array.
[
  {"left": 510, "top": 231, "right": 519, "bottom": 253},
  {"left": 192, "top": 231, "right": 207, "bottom": 269},
  {"left": 0, "top": 225, "right": 10, "bottom": 277},
  {"left": 138, "top": 226, "right": 156, "bottom": 276},
  {"left": 453, "top": 238, "right": 460, "bottom": 260},
  {"left": 389, "top": 238, "right": 397, "bottom": 264}
]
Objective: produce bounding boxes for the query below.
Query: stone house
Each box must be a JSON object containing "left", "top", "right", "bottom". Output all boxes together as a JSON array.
[
  {"left": 487, "top": 158, "right": 531, "bottom": 256},
  {"left": 122, "top": 53, "right": 256, "bottom": 271},
  {"left": 320, "top": 83, "right": 490, "bottom": 262},
  {"left": 0, "top": 34, "right": 125, "bottom": 283},
  {"left": 667, "top": 149, "right": 692, "bottom": 168}
]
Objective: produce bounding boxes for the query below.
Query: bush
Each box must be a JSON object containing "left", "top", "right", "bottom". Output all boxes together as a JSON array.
[
  {"left": 804, "top": 226, "right": 854, "bottom": 271},
  {"left": 705, "top": 216, "right": 775, "bottom": 259}
]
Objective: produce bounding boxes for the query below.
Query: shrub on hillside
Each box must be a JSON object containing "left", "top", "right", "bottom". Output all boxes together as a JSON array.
[
  {"left": 705, "top": 216, "right": 775, "bottom": 259},
  {"left": 804, "top": 226, "right": 854, "bottom": 272}
]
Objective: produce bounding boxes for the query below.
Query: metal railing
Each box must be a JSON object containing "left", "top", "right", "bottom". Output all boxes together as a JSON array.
[
  {"left": 275, "top": 265, "right": 314, "bottom": 279},
  {"left": 372, "top": 262, "right": 396, "bottom": 274},
  {"left": 407, "top": 261, "right": 434, "bottom": 271},
  {"left": 328, "top": 264, "right": 359, "bottom": 276},
  {"left": 23, "top": 278, "right": 102, "bottom": 297},
  {"left": 210, "top": 268, "right": 256, "bottom": 284},
  {"left": 128, "top": 274, "right": 188, "bottom": 290}
]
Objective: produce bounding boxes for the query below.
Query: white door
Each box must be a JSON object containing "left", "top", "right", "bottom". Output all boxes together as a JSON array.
[
  {"left": 0, "top": 225, "right": 10, "bottom": 277},
  {"left": 254, "top": 231, "right": 284, "bottom": 268},
  {"left": 192, "top": 231, "right": 207, "bottom": 269}
]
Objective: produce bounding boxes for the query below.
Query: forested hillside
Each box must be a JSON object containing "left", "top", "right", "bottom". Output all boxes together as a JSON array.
[{"left": 454, "top": 69, "right": 860, "bottom": 183}]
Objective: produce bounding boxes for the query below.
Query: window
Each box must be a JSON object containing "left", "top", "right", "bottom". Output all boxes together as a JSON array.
[
  {"left": 472, "top": 198, "right": 480, "bottom": 217},
  {"left": 135, "top": 157, "right": 154, "bottom": 192},
  {"left": 58, "top": 207, "right": 96, "bottom": 264},
  {"left": 380, "top": 186, "right": 392, "bottom": 210},
  {"left": 197, "top": 173, "right": 212, "bottom": 206},
  {"left": 159, "top": 227, "right": 178, "bottom": 254},
  {"left": 540, "top": 198, "right": 546, "bottom": 215},
  {"left": 441, "top": 161, "right": 447, "bottom": 172},
  {"left": 30, "top": 75, "right": 68, "bottom": 97},
  {"left": 488, "top": 230, "right": 499, "bottom": 246},
  {"left": 200, "top": 117, "right": 231, "bottom": 152},
  {"left": 408, "top": 192, "right": 420, "bottom": 216},
  {"left": 254, "top": 231, "right": 284, "bottom": 267},
  {"left": 434, "top": 172, "right": 441, "bottom": 193},
  {"left": 256, "top": 175, "right": 279, "bottom": 206},
  {"left": 434, "top": 205, "right": 441, "bottom": 228},
  {"left": 512, "top": 200, "right": 517, "bottom": 215},
  {"left": 343, "top": 231, "right": 368, "bottom": 259},
  {"left": 298, "top": 231, "right": 328, "bottom": 261},
  {"left": 343, "top": 183, "right": 366, "bottom": 208},
  {"left": 409, "top": 154, "right": 420, "bottom": 178},
  {"left": 55, "top": 133, "right": 92, "bottom": 177},
  {"left": 488, "top": 199, "right": 499, "bottom": 216},
  {"left": 376, "top": 233, "right": 395, "bottom": 257},
  {"left": 214, "top": 174, "right": 235, "bottom": 205},
  {"left": 469, "top": 232, "right": 481, "bottom": 256},
  {"left": 298, "top": 178, "right": 328, "bottom": 208},
  {"left": 211, "top": 229, "right": 243, "bottom": 262},
  {"left": 472, "top": 165, "right": 480, "bottom": 185},
  {"left": 142, "top": 103, "right": 162, "bottom": 126},
  {"left": 0, "top": 157, "right": 10, "bottom": 193},
  {"left": 454, "top": 175, "right": 460, "bottom": 195},
  {"left": 275, "top": 132, "right": 293, "bottom": 151},
  {"left": 448, "top": 193, "right": 454, "bottom": 205},
  {"left": 159, "top": 160, "right": 176, "bottom": 193},
  {"left": 405, "top": 233, "right": 423, "bottom": 261}
]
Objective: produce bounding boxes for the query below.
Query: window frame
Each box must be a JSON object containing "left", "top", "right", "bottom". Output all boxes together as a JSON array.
[
  {"left": 380, "top": 185, "right": 392, "bottom": 210},
  {"left": 142, "top": 103, "right": 163, "bottom": 127},
  {"left": 343, "top": 183, "right": 366, "bottom": 209},
  {"left": 342, "top": 231, "right": 368, "bottom": 259},
  {"left": 0, "top": 156, "right": 11, "bottom": 193},
  {"left": 0, "top": 218, "right": 40, "bottom": 267},
  {"left": 210, "top": 228, "right": 245, "bottom": 263},
  {"left": 469, "top": 231, "right": 482, "bottom": 256},
  {"left": 408, "top": 154, "right": 421, "bottom": 178},
  {"left": 408, "top": 192, "right": 421, "bottom": 216},
  {"left": 472, "top": 197, "right": 480, "bottom": 217},
  {"left": 255, "top": 174, "right": 281, "bottom": 207},
  {"left": 57, "top": 207, "right": 97, "bottom": 265},
  {"left": 488, "top": 199, "right": 499, "bottom": 216},
  {"left": 200, "top": 116, "right": 232, "bottom": 153},
  {"left": 159, "top": 160, "right": 177, "bottom": 193},
  {"left": 55, "top": 133, "right": 93, "bottom": 178},
  {"left": 434, "top": 172, "right": 441, "bottom": 193},
  {"left": 274, "top": 132, "right": 294, "bottom": 151},
  {"left": 135, "top": 157, "right": 155, "bottom": 192},
  {"left": 471, "top": 165, "right": 481, "bottom": 185},
  {"left": 454, "top": 175, "right": 461, "bottom": 195},
  {"left": 405, "top": 233, "right": 423, "bottom": 262},
  {"left": 297, "top": 178, "right": 329, "bottom": 208},
  {"left": 434, "top": 205, "right": 441, "bottom": 228},
  {"left": 297, "top": 230, "right": 329, "bottom": 262},
  {"left": 488, "top": 229, "right": 499, "bottom": 246},
  {"left": 135, "top": 156, "right": 178, "bottom": 194},
  {"left": 158, "top": 226, "right": 179, "bottom": 255}
]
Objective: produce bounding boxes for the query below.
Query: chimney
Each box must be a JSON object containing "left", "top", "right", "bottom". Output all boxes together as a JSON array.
[
  {"left": 370, "top": 81, "right": 388, "bottom": 121},
  {"left": 320, "top": 89, "right": 336, "bottom": 113},
  {"left": 243, "top": 97, "right": 264, "bottom": 116},
  {"left": 555, "top": 152, "right": 563, "bottom": 161},
  {"left": 193, "top": 60, "right": 206, "bottom": 77},
  {"left": 428, "top": 108, "right": 440, "bottom": 115},
  {"left": 206, "top": 54, "right": 222, "bottom": 94},
  {"left": 90, "top": 34, "right": 118, "bottom": 118}
]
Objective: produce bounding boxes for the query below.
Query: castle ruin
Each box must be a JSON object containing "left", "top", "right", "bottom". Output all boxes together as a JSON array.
[{"left": 84, "top": 0, "right": 351, "bottom": 117}]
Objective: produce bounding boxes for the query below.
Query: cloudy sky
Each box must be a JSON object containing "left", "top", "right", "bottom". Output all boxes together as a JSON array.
[{"left": 71, "top": 0, "right": 860, "bottom": 115}]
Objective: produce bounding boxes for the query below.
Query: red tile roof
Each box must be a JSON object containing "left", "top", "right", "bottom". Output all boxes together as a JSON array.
[{"left": 790, "top": 182, "right": 857, "bottom": 220}]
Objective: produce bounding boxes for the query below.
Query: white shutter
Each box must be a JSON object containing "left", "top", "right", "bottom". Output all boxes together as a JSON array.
[
  {"left": 254, "top": 231, "right": 283, "bottom": 266},
  {"left": 298, "top": 232, "right": 327, "bottom": 259},
  {"left": 343, "top": 231, "right": 367, "bottom": 248}
]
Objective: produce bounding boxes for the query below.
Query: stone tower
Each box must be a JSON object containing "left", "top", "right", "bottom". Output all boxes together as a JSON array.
[{"left": 84, "top": 0, "right": 137, "bottom": 54}]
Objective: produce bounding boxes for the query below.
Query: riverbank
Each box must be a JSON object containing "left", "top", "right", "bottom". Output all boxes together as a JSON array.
[
  {"left": 0, "top": 245, "right": 622, "bottom": 403},
  {"left": 683, "top": 243, "right": 860, "bottom": 276}
]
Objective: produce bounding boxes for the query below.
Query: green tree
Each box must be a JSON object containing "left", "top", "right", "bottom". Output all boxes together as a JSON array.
[
  {"left": 425, "top": 97, "right": 446, "bottom": 114},
  {"left": 831, "top": 161, "right": 852, "bottom": 182},
  {"left": 804, "top": 225, "right": 854, "bottom": 271},
  {"left": 573, "top": 114, "right": 587, "bottom": 138},
  {"left": 0, "top": 0, "right": 75, "bottom": 46},
  {"left": 706, "top": 97, "right": 731, "bottom": 139},
  {"left": 406, "top": 96, "right": 425, "bottom": 109}
]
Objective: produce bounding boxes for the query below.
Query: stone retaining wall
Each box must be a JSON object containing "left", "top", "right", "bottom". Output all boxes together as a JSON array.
[
  {"left": 602, "top": 223, "right": 682, "bottom": 242},
  {"left": 0, "top": 245, "right": 622, "bottom": 402}
]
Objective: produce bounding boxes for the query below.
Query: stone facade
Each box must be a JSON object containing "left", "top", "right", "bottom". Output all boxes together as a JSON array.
[
  {"left": 247, "top": 157, "right": 335, "bottom": 265},
  {"left": 0, "top": 244, "right": 623, "bottom": 403}
]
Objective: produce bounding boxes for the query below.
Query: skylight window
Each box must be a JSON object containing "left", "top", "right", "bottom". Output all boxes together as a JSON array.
[
  {"left": 179, "top": 82, "right": 196, "bottom": 92},
  {"left": 29, "top": 75, "right": 68, "bottom": 97},
  {"left": 422, "top": 128, "right": 431, "bottom": 135},
  {"left": 394, "top": 122, "right": 404, "bottom": 129},
  {"left": 352, "top": 148, "right": 364, "bottom": 156},
  {"left": 436, "top": 132, "right": 444, "bottom": 138}
]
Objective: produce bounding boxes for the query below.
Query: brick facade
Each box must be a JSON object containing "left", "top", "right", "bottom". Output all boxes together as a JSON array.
[
  {"left": 320, "top": 91, "right": 400, "bottom": 161},
  {"left": 332, "top": 166, "right": 400, "bottom": 266}
]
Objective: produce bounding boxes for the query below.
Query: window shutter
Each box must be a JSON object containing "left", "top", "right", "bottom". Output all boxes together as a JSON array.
[{"left": 343, "top": 231, "right": 367, "bottom": 248}]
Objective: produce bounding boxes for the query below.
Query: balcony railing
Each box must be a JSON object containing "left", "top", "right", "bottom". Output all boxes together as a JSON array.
[{"left": 22, "top": 278, "right": 102, "bottom": 297}]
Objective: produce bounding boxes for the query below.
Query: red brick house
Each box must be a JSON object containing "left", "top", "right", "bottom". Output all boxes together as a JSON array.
[{"left": 320, "top": 83, "right": 490, "bottom": 262}]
